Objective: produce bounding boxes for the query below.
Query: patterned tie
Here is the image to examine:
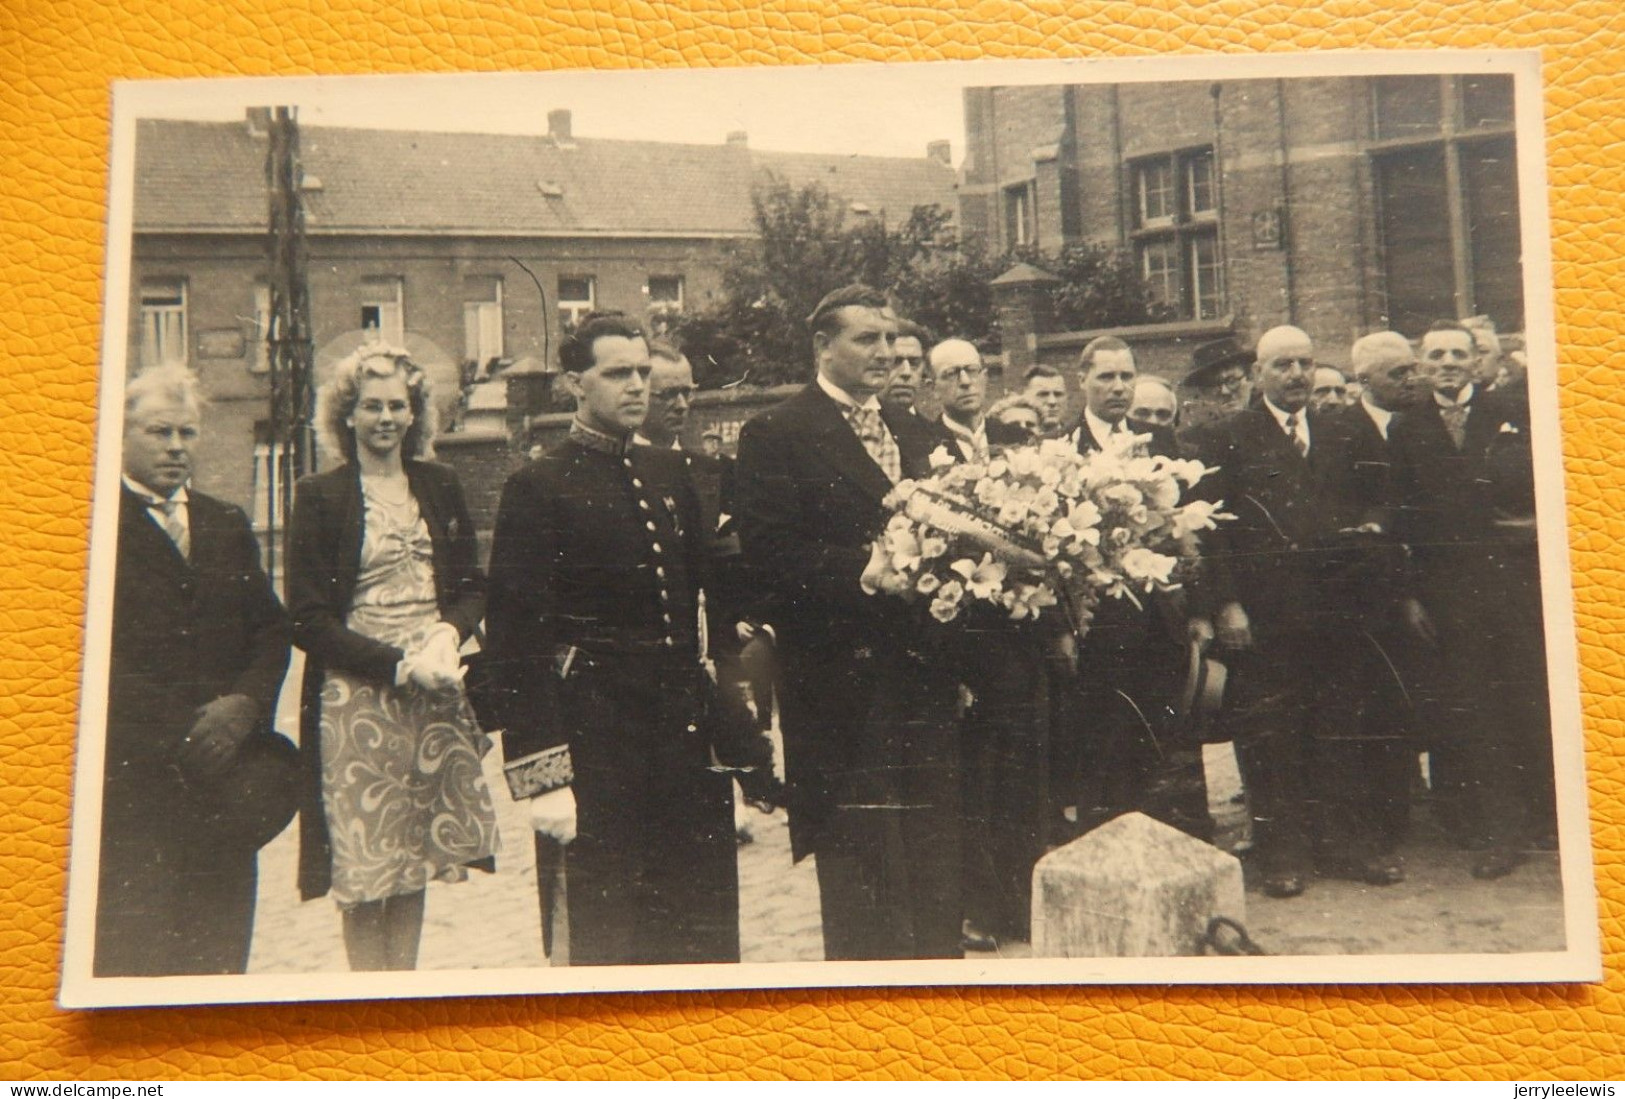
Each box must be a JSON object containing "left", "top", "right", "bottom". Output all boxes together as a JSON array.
[
  {"left": 156, "top": 498, "right": 189, "bottom": 559},
  {"left": 845, "top": 404, "right": 901, "bottom": 484},
  {"left": 1441, "top": 402, "right": 1469, "bottom": 450},
  {"left": 1284, "top": 412, "right": 1309, "bottom": 458}
]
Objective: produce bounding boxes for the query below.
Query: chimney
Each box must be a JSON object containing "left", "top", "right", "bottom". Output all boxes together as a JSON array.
[
  {"left": 926, "top": 140, "right": 951, "bottom": 167},
  {"left": 245, "top": 107, "right": 272, "bottom": 139},
  {"left": 726, "top": 130, "right": 749, "bottom": 147},
  {"left": 547, "top": 108, "right": 573, "bottom": 144}
]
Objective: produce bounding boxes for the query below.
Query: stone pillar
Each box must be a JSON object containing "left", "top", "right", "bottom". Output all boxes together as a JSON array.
[
  {"left": 1031, "top": 811, "right": 1246, "bottom": 957},
  {"left": 990, "top": 262, "right": 1062, "bottom": 376}
]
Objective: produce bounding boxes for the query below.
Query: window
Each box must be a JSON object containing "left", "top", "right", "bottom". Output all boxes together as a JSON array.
[
  {"left": 647, "top": 275, "right": 684, "bottom": 313},
  {"left": 1136, "top": 160, "right": 1175, "bottom": 226},
  {"left": 1130, "top": 147, "right": 1222, "bottom": 320},
  {"left": 1461, "top": 74, "right": 1514, "bottom": 131},
  {"left": 557, "top": 275, "right": 595, "bottom": 334},
  {"left": 1371, "top": 76, "right": 1523, "bottom": 333},
  {"left": 251, "top": 283, "right": 271, "bottom": 374},
  {"left": 139, "top": 278, "right": 187, "bottom": 368},
  {"left": 1004, "top": 182, "right": 1034, "bottom": 247},
  {"left": 463, "top": 276, "right": 504, "bottom": 376},
  {"left": 248, "top": 421, "right": 288, "bottom": 535},
  {"left": 360, "top": 277, "right": 405, "bottom": 346},
  {"left": 1374, "top": 76, "right": 1444, "bottom": 140}
]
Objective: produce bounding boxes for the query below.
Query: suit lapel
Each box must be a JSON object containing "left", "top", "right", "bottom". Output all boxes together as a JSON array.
[
  {"left": 120, "top": 486, "right": 193, "bottom": 575},
  {"left": 798, "top": 384, "right": 894, "bottom": 505}
]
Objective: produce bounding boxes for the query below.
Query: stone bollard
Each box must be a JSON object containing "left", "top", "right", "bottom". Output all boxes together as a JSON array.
[{"left": 1031, "top": 811, "right": 1245, "bottom": 957}]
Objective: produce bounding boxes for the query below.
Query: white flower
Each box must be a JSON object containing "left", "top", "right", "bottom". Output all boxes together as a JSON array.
[
  {"left": 929, "top": 596, "right": 962, "bottom": 623},
  {"left": 928, "top": 445, "right": 957, "bottom": 471},
  {"left": 1147, "top": 476, "right": 1181, "bottom": 510},
  {"left": 885, "top": 525, "right": 922, "bottom": 572},
  {"left": 919, "top": 533, "right": 948, "bottom": 559},
  {"left": 1171, "top": 498, "right": 1223, "bottom": 537},
  {"left": 1168, "top": 458, "right": 1214, "bottom": 487},
  {"left": 916, "top": 571, "right": 942, "bottom": 595},
  {"left": 951, "top": 553, "right": 1008, "bottom": 601},
  {"left": 1120, "top": 547, "right": 1178, "bottom": 586},
  {"left": 1003, "top": 582, "right": 1058, "bottom": 620},
  {"left": 859, "top": 540, "right": 891, "bottom": 596}
]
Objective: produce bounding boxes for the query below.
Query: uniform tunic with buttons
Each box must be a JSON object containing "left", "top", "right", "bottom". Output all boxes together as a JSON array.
[{"left": 486, "top": 422, "right": 738, "bottom": 966}]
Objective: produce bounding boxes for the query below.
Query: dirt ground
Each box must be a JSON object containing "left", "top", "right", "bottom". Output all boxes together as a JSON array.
[{"left": 248, "top": 711, "right": 1565, "bottom": 974}]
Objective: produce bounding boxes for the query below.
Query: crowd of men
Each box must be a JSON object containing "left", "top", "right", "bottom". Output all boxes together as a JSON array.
[
  {"left": 96, "top": 278, "right": 1555, "bottom": 975},
  {"left": 485, "top": 285, "right": 1554, "bottom": 965}
]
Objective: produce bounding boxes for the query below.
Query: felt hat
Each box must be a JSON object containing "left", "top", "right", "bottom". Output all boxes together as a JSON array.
[
  {"left": 1186, "top": 337, "right": 1253, "bottom": 388},
  {"left": 189, "top": 730, "right": 301, "bottom": 851},
  {"left": 1178, "top": 641, "right": 1229, "bottom": 743}
]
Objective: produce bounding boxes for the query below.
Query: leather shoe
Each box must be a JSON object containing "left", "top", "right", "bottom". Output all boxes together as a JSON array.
[
  {"left": 1262, "top": 872, "right": 1307, "bottom": 899},
  {"left": 1319, "top": 854, "right": 1405, "bottom": 886},
  {"left": 1471, "top": 848, "right": 1526, "bottom": 881}
]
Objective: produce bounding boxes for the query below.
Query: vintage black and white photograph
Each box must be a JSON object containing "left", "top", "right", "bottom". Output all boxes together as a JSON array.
[{"left": 61, "top": 51, "right": 1598, "bottom": 1008}]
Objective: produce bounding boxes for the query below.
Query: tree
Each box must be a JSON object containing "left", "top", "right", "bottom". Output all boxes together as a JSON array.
[{"left": 669, "top": 174, "right": 1163, "bottom": 387}]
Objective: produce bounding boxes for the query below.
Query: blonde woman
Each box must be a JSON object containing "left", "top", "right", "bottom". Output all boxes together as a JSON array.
[{"left": 288, "top": 346, "right": 498, "bottom": 970}]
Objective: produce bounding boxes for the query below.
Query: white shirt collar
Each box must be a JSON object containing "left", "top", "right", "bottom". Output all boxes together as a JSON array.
[
  {"left": 123, "top": 475, "right": 188, "bottom": 507},
  {"left": 1262, "top": 397, "right": 1311, "bottom": 447},
  {"left": 817, "top": 372, "right": 881, "bottom": 413},
  {"left": 940, "top": 413, "right": 987, "bottom": 459},
  {"left": 1360, "top": 395, "right": 1394, "bottom": 440},
  {"left": 630, "top": 432, "right": 682, "bottom": 451},
  {"left": 1083, "top": 407, "right": 1128, "bottom": 449},
  {"left": 1434, "top": 383, "right": 1476, "bottom": 409}
]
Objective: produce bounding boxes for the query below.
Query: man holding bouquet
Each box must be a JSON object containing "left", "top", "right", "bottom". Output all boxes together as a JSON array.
[{"left": 735, "top": 284, "right": 961, "bottom": 961}]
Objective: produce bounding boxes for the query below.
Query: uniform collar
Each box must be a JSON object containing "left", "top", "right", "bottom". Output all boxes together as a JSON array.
[{"left": 569, "top": 417, "right": 631, "bottom": 457}]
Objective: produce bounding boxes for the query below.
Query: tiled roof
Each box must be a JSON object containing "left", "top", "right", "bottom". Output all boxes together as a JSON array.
[
  {"left": 751, "top": 148, "right": 957, "bottom": 221},
  {"left": 134, "top": 119, "right": 954, "bottom": 237}
]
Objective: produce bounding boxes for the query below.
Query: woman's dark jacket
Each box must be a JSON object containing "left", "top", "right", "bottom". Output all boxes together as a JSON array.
[{"left": 287, "top": 459, "right": 486, "bottom": 901}]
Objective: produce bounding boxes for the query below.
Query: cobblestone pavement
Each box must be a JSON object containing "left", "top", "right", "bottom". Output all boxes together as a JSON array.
[{"left": 248, "top": 666, "right": 1566, "bottom": 973}]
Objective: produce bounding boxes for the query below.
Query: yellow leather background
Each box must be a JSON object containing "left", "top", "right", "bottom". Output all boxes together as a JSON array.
[{"left": 3, "top": 0, "right": 1622, "bottom": 1079}]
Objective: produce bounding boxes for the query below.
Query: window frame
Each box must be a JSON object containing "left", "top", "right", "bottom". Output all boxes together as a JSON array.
[
  {"left": 463, "top": 276, "right": 505, "bottom": 374},
  {"left": 359, "top": 276, "right": 405, "bottom": 347},
  {"left": 1129, "top": 146, "right": 1224, "bottom": 321},
  {"left": 647, "top": 274, "right": 684, "bottom": 314},
  {"left": 557, "top": 274, "right": 596, "bottom": 334},
  {"left": 139, "top": 277, "right": 188, "bottom": 369},
  {"left": 1003, "top": 181, "right": 1035, "bottom": 248}
]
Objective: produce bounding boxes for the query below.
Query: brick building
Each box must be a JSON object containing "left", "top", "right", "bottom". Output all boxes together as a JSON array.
[
  {"left": 128, "top": 108, "right": 955, "bottom": 517},
  {"left": 959, "top": 74, "right": 1522, "bottom": 386}
]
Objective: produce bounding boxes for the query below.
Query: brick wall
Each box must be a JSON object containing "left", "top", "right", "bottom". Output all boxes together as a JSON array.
[{"left": 130, "top": 231, "right": 735, "bottom": 510}]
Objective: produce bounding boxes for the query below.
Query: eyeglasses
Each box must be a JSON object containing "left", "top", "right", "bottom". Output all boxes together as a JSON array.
[
  {"left": 937, "top": 365, "right": 986, "bottom": 382},
  {"left": 651, "top": 385, "right": 698, "bottom": 401}
]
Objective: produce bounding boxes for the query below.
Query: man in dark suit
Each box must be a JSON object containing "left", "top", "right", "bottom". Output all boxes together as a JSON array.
[
  {"left": 1388, "top": 321, "right": 1551, "bottom": 880},
  {"left": 1062, "top": 337, "right": 1210, "bottom": 845},
  {"left": 1306, "top": 332, "right": 1435, "bottom": 881},
  {"left": 1187, "top": 325, "right": 1358, "bottom": 898},
  {"left": 735, "top": 283, "right": 961, "bottom": 961},
  {"left": 487, "top": 313, "right": 760, "bottom": 966},
  {"left": 97, "top": 365, "right": 290, "bottom": 977},
  {"left": 878, "top": 319, "right": 934, "bottom": 424}
]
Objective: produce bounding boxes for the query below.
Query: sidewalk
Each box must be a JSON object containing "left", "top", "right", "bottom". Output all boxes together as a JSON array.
[{"left": 248, "top": 667, "right": 1565, "bottom": 972}]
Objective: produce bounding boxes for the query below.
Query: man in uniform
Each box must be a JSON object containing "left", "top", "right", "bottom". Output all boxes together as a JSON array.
[
  {"left": 735, "top": 284, "right": 960, "bottom": 961},
  {"left": 98, "top": 365, "right": 290, "bottom": 977},
  {"left": 487, "top": 312, "right": 758, "bottom": 965}
]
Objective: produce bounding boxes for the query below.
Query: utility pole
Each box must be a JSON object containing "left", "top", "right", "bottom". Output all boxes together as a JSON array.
[{"left": 264, "top": 106, "right": 315, "bottom": 582}]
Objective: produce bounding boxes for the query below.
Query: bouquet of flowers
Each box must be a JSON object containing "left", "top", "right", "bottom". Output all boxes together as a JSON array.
[{"left": 860, "top": 435, "right": 1228, "bottom": 633}]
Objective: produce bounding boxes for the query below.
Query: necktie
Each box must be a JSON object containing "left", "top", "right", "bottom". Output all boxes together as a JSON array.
[
  {"left": 1441, "top": 402, "right": 1469, "bottom": 450},
  {"left": 157, "top": 498, "right": 189, "bottom": 559},
  {"left": 1283, "top": 413, "right": 1309, "bottom": 458},
  {"left": 845, "top": 404, "right": 901, "bottom": 484}
]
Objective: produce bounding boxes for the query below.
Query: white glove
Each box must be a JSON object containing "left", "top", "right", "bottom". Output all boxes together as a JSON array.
[
  {"left": 405, "top": 623, "right": 464, "bottom": 692},
  {"left": 528, "top": 786, "right": 577, "bottom": 844}
]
